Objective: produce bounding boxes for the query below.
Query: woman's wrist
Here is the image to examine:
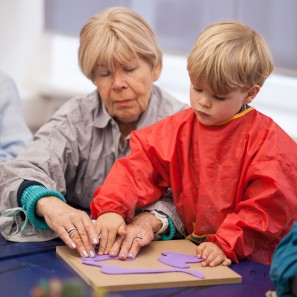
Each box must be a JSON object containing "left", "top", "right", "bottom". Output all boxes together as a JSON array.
[
  {"left": 21, "top": 185, "right": 66, "bottom": 230},
  {"left": 134, "top": 211, "right": 162, "bottom": 233},
  {"left": 36, "top": 196, "right": 63, "bottom": 217}
]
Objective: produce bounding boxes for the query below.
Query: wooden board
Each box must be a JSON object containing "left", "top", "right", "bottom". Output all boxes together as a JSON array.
[{"left": 56, "top": 240, "right": 241, "bottom": 292}]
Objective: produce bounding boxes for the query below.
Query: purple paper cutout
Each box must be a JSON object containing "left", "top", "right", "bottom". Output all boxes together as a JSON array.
[
  {"left": 158, "top": 251, "right": 203, "bottom": 268},
  {"left": 82, "top": 261, "right": 204, "bottom": 279}
]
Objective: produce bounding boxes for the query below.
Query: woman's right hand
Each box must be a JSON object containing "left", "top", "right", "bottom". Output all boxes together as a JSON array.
[
  {"left": 108, "top": 211, "right": 161, "bottom": 259},
  {"left": 36, "top": 196, "right": 99, "bottom": 258}
]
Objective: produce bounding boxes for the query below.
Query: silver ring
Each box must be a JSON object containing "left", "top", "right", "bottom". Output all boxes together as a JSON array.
[
  {"left": 67, "top": 227, "right": 77, "bottom": 236},
  {"left": 134, "top": 236, "right": 142, "bottom": 240}
]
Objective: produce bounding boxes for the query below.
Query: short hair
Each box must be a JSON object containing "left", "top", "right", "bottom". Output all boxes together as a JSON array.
[
  {"left": 78, "top": 7, "right": 162, "bottom": 81},
  {"left": 187, "top": 21, "right": 274, "bottom": 94}
]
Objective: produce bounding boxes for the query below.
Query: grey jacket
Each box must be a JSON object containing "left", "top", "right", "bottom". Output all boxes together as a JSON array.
[{"left": 0, "top": 85, "right": 187, "bottom": 241}]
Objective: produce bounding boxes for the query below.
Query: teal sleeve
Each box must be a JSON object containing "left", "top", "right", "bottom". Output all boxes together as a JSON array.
[
  {"left": 160, "top": 216, "right": 176, "bottom": 240},
  {"left": 20, "top": 185, "right": 66, "bottom": 230}
]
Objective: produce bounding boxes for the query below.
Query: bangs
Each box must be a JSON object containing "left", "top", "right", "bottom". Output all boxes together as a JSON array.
[
  {"left": 188, "top": 42, "right": 247, "bottom": 94},
  {"left": 94, "top": 32, "right": 138, "bottom": 71}
]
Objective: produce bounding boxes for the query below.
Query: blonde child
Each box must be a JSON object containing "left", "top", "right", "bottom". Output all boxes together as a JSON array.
[{"left": 90, "top": 21, "right": 297, "bottom": 267}]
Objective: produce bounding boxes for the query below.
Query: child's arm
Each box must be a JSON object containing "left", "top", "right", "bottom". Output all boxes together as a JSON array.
[
  {"left": 95, "top": 212, "right": 127, "bottom": 255},
  {"left": 196, "top": 242, "right": 231, "bottom": 267}
]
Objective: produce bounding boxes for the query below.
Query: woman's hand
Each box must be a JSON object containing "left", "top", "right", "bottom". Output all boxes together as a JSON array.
[
  {"left": 95, "top": 212, "right": 127, "bottom": 255},
  {"left": 196, "top": 242, "right": 232, "bottom": 267},
  {"left": 109, "top": 211, "right": 161, "bottom": 259},
  {"left": 36, "top": 196, "right": 98, "bottom": 258}
]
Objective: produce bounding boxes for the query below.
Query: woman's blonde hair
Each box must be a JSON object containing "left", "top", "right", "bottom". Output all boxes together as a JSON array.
[
  {"left": 78, "top": 6, "right": 162, "bottom": 81},
  {"left": 187, "top": 21, "right": 274, "bottom": 94}
]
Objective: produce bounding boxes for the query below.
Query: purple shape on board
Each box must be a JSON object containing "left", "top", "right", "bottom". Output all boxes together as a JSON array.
[
  {"left": 82, "top": 254, "right": 135, "bottom": 263},
  {"left": 158, "top": 252, "right": 203, "bottom": 268},
  {"left": 83, "top": 261, "right": 204, "bottom": 279}
]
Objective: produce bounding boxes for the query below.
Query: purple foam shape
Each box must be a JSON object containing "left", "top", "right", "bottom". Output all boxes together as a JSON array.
[
  {"left": 158, "top": 252, "right": 203, "bottom": 268},
  {"left": 82, "top": 254, "right": 135, "bottom": 263},
  {"left": 83, "top": 261, "right": 204, "bottom": 279}
]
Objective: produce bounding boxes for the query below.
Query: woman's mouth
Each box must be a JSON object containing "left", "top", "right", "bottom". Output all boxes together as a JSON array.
[{"left": 114, "top": 99, "right": 134, "bottom": 106}]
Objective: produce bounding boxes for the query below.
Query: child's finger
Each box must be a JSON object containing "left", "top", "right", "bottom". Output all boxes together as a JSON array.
[
  {"left": 208, "top": 254, "right": 226, "bottom": 267},
  {"left": 104, "top": 229, "right": 119, "bottom": 255},
  {"left": 118, "top": 223, "right": 127, "bottom": 237},
  {"left": 196, "top": 243, "right": 206, "bottom": 258},
  {"left": 97, "top": 228, "right": 108, "bottom": 255},
  {"left": 222, "top": 258, "right": 232, "bottom": 266},
  {"left": 109, "top": 235, "right": 124, "bottom": 257}
]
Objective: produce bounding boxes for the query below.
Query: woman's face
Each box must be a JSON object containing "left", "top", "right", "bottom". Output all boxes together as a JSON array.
[{"left": 94, "top": 56, "right": 160, "bottom": 125}]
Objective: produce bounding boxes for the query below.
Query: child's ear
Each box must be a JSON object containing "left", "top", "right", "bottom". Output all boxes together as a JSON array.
[{"left": 244, "top": 85, "right": 260, "bottom": 104}]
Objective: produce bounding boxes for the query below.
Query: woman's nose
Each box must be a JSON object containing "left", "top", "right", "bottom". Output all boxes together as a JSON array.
[{"left": 112, "top": 72, "right": 126, "bottom": 89}]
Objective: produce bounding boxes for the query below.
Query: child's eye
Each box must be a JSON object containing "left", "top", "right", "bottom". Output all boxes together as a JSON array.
[
  {"left": 213, "top": 95, "right": 225, "bottom": 101},
  {"left": 193, "top": 87, "right": 203, "bottom": 93}
]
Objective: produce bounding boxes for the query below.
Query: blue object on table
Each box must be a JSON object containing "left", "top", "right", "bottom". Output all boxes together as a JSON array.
[{"left": 270, "top": 222, "right": 297, "bottom": 297}]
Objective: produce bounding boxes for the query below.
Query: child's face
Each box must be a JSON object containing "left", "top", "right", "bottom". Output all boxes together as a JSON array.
[{"left": 190, "top": 82, "right": 251, "bottom": 126}]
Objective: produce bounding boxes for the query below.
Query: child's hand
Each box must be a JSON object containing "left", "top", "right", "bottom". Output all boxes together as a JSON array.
[
  {"left": 95, "top": 212, "right": 127, "bottom": 255},
  {"left": 196, "top": 242, "right": 232, "bottom": 267}
]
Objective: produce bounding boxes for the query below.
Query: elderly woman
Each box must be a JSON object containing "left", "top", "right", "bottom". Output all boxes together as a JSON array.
[{"left": 0, "top": 7, "right": 187, "bottom": 258}]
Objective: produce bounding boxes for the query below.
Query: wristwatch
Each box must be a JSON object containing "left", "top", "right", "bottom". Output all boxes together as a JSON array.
[{"left": 150, "top": 210, "right": 169, "bottom": 234}]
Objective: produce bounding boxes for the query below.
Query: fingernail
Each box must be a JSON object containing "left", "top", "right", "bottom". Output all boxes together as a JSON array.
[
  {"left": 90, "top": 250, "right": 95, "bottom": 258},
  {"left": 110, "top": 251, "right": 115, "bottom": 256},
  {"left": 82, "top": 250, "right": 88, "bottom": 257},
  {"left": 71, "top": 243, "right": 76, "bottom": 249},
  {"left": 128, "top": 252, "right": 134, "bottom": 258},
  {"left": 120, "top": 253, "right": 126, "bottom": 258},
  {"left": 93, "top": 237, "right": 99, "bottom": 244}
]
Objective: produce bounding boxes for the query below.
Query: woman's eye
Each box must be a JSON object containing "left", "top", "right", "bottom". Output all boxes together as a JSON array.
[
  {"left": 96, "top": 68, "right": 110, "bottom": 77},
  {"left": 100, "top": 72, "right": 110, "bottom": 77},
  {"left": 124, "top": 67, "right": 136, "bottom": 72}
]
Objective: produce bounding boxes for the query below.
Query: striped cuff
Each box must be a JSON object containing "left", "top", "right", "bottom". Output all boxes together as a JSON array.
[
  {"left": 21, "top": 185, "right": 66, "bottom": 230},
  {"left": 160, "top": 216, "right": 176, "bottom": 240}
]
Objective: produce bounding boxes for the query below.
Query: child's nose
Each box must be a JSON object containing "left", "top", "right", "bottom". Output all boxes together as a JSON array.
[{"left": 199, "top": 93, "right": 211, "bottom": 107}]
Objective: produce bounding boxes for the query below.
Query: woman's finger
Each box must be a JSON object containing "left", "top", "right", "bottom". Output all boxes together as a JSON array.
[
  {"left": 81, "top": 211, "right": 99, "bottom": 246},
  {"left": 74, "top": 219, "right": 96, "bottom": 258}
]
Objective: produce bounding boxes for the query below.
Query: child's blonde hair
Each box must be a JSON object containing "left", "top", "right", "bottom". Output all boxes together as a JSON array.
[
  {"left": 79, "top": 7, "right": 162, "bottom": 81},
  {"left": 187, "top": 21, "right": 274, "bottom": 94}
]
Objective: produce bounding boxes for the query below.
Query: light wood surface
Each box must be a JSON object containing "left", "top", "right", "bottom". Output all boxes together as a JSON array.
[{"left": 56, "top": 239, "right": 241, "bottom": 292}]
